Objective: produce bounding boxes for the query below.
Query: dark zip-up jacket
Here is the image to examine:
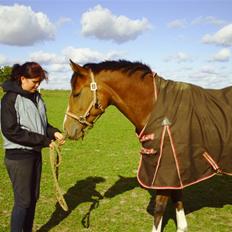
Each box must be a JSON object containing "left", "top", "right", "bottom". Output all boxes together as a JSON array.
[{"left": 0, "top": 80, "right": 59, "bottom": 159}]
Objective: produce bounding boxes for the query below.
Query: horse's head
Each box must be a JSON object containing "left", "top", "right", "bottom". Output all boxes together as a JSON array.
[{"left": 63, "top": 60, "right": 108, "bottom": 140}]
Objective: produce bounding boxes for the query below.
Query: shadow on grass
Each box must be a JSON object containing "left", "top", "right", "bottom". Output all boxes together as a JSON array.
[
  {"left": 147, "top": 174, "right": 232, "bottom": 231},
  {"left": 102, "top": 174, "right": 232, "bottom": 231},
  {"left": 37, "top": 176, "right": 105, "bottom": 232},
  {"left": 38, "top": 174, "right": 232, "bottom": 231},
  {"left": 104, "top": 175, "right": 139, "bottom": 198},
  {"left": 103, "top": 175, "right": 232, "bottom": 213}
]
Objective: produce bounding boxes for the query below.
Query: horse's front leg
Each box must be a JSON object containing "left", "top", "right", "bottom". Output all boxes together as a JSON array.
[
  {"left": 171, "top": 190, "right": 188, "bottom": 232},
  {"left": 152, "top": 190, "right": 170, "bottom": 232}
]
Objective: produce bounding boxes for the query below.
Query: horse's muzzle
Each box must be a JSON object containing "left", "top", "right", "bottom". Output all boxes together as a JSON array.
[{"left": 63, "top": 118, "right": 84, "bottom": 140}]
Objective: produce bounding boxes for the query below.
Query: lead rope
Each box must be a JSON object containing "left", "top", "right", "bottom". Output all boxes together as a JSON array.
[{"left": 49, "top": 141, "right": 68, "bottom": 211}]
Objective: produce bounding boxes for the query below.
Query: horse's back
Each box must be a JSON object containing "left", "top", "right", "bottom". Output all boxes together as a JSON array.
[{"left": 205, "top": 85, "right": 232, "bottom": 107}]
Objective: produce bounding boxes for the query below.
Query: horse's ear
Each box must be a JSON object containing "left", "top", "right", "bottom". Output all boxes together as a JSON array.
[{"left": 69, "top": 59, "right": 87, "bottom": 74}]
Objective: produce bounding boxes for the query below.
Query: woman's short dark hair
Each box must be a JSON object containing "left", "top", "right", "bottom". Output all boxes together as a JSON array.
[{"left": 10, "top": 62, "right": 48, "bottom": 83}]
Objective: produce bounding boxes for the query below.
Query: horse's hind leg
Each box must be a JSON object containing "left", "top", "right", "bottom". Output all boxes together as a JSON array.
[
  {"left": 152, "top": 190, "right": 170, "bottom": 232},
  {"left": 171, "top": 190, "right": 188, "bottom": 232}
]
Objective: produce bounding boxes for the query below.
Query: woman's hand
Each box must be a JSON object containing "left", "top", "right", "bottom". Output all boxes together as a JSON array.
[{"left": 54, "top": 132, "right": 65, "bottom": 145}]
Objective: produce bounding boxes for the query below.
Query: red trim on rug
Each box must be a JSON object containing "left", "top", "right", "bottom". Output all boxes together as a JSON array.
[
  {"left": 202, "top": 152, "right": 221, "bottom": 172},
  {"left": 153, "top": 72, "right": 158, "bottom": 101},
  {"left": 137, "top": 169, "right": 217, "bottom": 190},
  {"left": 221, "top": 171, "right": 232, "bottom": 176},
  {"left": 166, "top": 126, "right": 184, "bottom": 188},
  {"left": 137, "top": 73, "right": 158, "bottom": 139}
]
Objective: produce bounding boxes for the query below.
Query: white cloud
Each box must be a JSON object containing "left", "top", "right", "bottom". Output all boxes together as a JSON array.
[
  {"left": 200, "top": 65, "right": 218, "bottom": 75},
  {"left": 164, "top": 52, "right": 192, "bottom": 63},
  {"left": 160, "top": 61, "right": 231, "bottom": 89},
  {"left": 29, "top": 51, "right": 65, "bottom": 65},
  {"left": 187, "top": 66, "right": 232, "bottom": 89},
  {"left": 81, "top": 5, "right": 151, "bottom": 43},
  {"left": 210, "top": 48, "right": 231, "bottom": 62},
  {"left": 48, "top": 63, "right": 69, "bottom": 72},
  {"left": 40, "top": 62, "right": 72, "bottom": 90},
  {"left": 192, "top": 16, "right": 227, "bottom": 27},
  {"left": 0, "top": 4, "right": 55, "bottom": 46},
  {"left": 202, "top": 24, "right": 232, "bottom": 46},
  {"left": 62, "top": 46, "right": 125, "bottom": 64},
  {"left": 29, "top": 51, "right": 70, "bottom": 88},
  {"left": 36, "top": 46, "right": 126, "bottom": 89},
  {"left": 167, "top": 19, "right": 187, "bottom": 29},
  {"left": 56, "top": 17, "right": 72, "bottom": 27},
  {"left": 40, "top": 71, "right": 71, "bottom": 90},
  {"left": 0, "top": 54, "right": 8, "bottom": 66},
  {"left": 4, "top": 47, "right": 126, "bottom": 89}
]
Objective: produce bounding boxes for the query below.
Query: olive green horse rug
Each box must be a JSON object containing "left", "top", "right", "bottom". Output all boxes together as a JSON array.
[{"left": 137, "top": 75, "right": 232, "bottom": 189}]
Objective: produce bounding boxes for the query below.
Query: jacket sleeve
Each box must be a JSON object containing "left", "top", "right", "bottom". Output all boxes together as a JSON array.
[
  {"left": 1, "top": 92, "right": 51, "bottom": 147},
  {"left": 46, "top": 122, "right": 60, "bottom": 139}
]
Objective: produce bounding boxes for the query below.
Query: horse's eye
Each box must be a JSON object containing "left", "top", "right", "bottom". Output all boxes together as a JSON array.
[{"left": 73, "top": 92, "right": 80, "bottom": 98}]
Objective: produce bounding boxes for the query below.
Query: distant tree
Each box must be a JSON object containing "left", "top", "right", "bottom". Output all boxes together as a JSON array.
[{"left": 0, "top": 66, "right": 12, "bottom": 85}]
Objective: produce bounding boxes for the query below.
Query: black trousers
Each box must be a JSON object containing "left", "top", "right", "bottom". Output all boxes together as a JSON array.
[{"left": 5, "top": 154, "right": 42, "bottom": 232}]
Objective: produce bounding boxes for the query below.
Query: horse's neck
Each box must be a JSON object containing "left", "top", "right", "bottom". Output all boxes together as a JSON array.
[{"left": 101, "top": 72, "right": 156, "bottom": 132}]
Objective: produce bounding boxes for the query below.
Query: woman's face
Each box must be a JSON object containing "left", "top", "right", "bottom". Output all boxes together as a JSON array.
[{"left": 21, "top": 76, "right": 41, "bottom": 93}]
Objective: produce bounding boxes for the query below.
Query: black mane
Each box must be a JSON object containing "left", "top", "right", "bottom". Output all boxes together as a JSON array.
[{"left": 83, "top": 60, "right": 152, "bottom": 77}]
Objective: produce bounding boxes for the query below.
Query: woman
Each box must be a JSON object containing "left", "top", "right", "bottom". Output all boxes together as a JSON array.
[{"left": 0, "top": 62, "right": 65, "bottom": 232}]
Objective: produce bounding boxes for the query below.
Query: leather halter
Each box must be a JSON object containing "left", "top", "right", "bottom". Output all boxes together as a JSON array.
[{"left": 66, "top": 70, "right": 104, "bottom": 127}]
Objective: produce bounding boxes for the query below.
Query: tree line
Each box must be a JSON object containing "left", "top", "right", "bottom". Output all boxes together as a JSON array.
[{"left": 0, "top": 66, "right": 12, "bottom": 85}]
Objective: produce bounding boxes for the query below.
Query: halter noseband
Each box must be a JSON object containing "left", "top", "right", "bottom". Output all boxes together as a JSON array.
[{"left": 66, "top": 70, "right": 104, "bottom": 127}]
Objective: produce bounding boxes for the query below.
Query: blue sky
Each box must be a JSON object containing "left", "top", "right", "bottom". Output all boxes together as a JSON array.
[{"left": 0, "top": 0, "right": 231, "bottom": 89}]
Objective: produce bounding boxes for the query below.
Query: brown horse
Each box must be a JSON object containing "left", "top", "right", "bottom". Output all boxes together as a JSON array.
[{"left": 63, "top": 59, "right": 232, "bottom": 232}]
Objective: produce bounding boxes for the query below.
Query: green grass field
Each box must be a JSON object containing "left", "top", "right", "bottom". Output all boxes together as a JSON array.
[{"left": 0, "top": 89, "right": 232, "bottom": 232}]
